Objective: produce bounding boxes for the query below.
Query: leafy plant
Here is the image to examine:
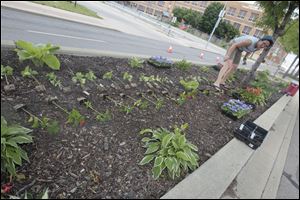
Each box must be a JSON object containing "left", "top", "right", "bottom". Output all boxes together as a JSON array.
[
  {"left": 175, "top": 59, "right": 192, "bottom": 70},
  {"left": 72, "top": 72, "right": 86, "bottom": 86},
  {"left": 129, "top": 57, "right": 143, "bottom": 68},
  {"left": 179, "top": 79, "right": 199, "bottom": 92},
  {"left": 67, "top": 109, "right": 85, "bottom": 127},
  {"left": 28, "top": 116, "right": 60, "bottom": 134},
  {"left": 1, "top": 65, "right": 14, "bottom": 85},
  {"left": 221, "top": 99, "right": 252, "bottom": 119},
  {"left": 15, "top": 40, "right": 60, "bottom": 70},
  {"left": 1, "top": 116, "right": 33, "bottom": 177},
  {"left": 46, "top": 72, "right": 62, "bottom": 89},
  {"left": 199, "top": 66, "right": 209, "bottom": 73},
  {"left": 21, "top": 66, "right": 38, "bottom": 78},
  {"left": 103, "top": 71, "right": 113, "bottom": 80},
  {"left": 96, "top": 110, "right": 112, "bottom": 122},
  {"left": 123, "top": 72, "right": 133, "bottom": 82},
  {"left": 239, "top": 87, "right": 267, "bottom": 106},
  {"left": 120, "top": 104, "right": 134, "bottom": 115},
  {"left": 155, "top": 98, "right": 164, "bottom": 110},
  {"left": 139, "top": 123, "right": 199, "bottom": 180},
  {"left": 85, "top": 70, "right": 97, "bottom": 81}
]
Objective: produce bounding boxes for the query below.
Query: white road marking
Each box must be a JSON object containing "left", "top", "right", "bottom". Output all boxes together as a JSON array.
[{"left": 27, "top": 30, "right": 106, "bottom": 43}]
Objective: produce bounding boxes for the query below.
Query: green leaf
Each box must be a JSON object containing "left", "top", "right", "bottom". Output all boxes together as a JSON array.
[
  {"left": 145, "top": 143, "right": 160, "bottom": 154},
  {"left": 140, "top": 128, "right": 153, "bottom": 135},
  {"left": 176, "top": 151, "right": 190, "bottom": 161},
  {"left": 46, "top": 120, "right": 60, "bottom": 134},
  {"left": 139, "top": 155, "right": 155, "bottom": 165},
  {"left": 141, "top": 137, "right": 151, "bottom": 143},
  {"left": 187, "top": 143, "right": 198, "bottom": 152},
  {"left": 154, "top": 156, "right": 164, "bottom": 167},
  {"left": 152, "top": 165, "right": 163, "bottom": 180},
  {"left": 165, "top": 157, "right": 174, "bottom": 171},
  {"left": 161, "top": 134, "right": 174, "bottom": 148},
  {"left": 32, "top": 116, "right": 39, "bottom": 128},
  {"left": 6, "top": 147, "right": 22, "bottom": 166},
  {"left": 9, "top": 135, "right": 33, "bottom": 144},
  {"left": 41, "top": 188, "right": 49, "bottom": 199}
]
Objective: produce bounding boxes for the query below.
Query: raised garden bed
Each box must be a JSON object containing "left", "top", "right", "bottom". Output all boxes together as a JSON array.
[{"left": 1, "top": 48, "right": 285, "bottom": 199}]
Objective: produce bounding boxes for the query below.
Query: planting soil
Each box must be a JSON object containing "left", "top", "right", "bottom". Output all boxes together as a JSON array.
[{"left": 1, "top": 49, "right": 284, "bottom": 199}]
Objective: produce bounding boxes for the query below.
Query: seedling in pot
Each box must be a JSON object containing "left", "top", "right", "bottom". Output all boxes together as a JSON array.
[
  {"left": 46, "top": 72, "right": 63, "bottom": 89},
  {"left": 46, "top": 96, "right": 85, "bottom": 127},
  {"left": 13, "top": 103, "right": 60, "bottom": 134}
]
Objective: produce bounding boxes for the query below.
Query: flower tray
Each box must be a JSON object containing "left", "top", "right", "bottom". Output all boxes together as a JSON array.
[{"left": 147, "top": 56, "right": 173, "bottom": 68}]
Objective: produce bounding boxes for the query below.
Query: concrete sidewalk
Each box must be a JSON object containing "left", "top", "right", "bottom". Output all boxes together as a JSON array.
[{"left": 162, "top": 91, "right": 299, "bottom": 199}]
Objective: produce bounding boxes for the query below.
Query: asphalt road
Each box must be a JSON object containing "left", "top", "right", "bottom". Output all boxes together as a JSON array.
[{"left": 1, "top": 7, "right": 222, "bottom": 64}]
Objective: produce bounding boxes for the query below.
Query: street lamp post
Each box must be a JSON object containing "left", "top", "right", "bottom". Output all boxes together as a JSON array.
[{"left": 205, "top": 1, "right": 228, "bottom": 49}]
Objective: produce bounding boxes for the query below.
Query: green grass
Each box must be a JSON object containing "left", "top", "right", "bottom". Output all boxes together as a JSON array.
[{"left": 32, "top": 1, "right": 102, "bottom": 19}]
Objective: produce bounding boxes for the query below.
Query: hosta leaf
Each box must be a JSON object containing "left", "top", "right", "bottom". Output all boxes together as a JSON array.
[
  {"left": 140, "top": 129, "right": 153, "bottom": 135},
  {"left": 145, "top": 143, "right": 159, "bottom": 154},
  {"left": 176, "top": 151, "right": 190, "bottom": 161},
  {"left": 152, "top": 165, "right": 163, "bottom": 180},
  {"left": 9, "top": 135, "right": 33, "bottom": 144},
  {"left": 165, "top": 157, "right": 174, "bottom": 171},
  {"left": 42, "top": 54, "right": 60, "bottom": 70},
  {"left": 154, "top": 156, "right": 164, "bottom": 167},
  {"left": 161, "top": 134, "right": 174, "bottom": 148},
  {"left": 141, "top": 137, "right": 151, "bottom": 143},
  {"left": 32, "top": 116, "right": 39, "bottom": 128},
  {"left": 187, "top": 143, "right": 198, "bottom": 152},
  {"left": 139, "top": 155, "right": 155, "bottom": 165}
]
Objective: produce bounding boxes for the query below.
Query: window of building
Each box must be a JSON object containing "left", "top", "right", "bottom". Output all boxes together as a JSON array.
[
  {"left": 238, "top": 10, "right": 247, "bottom": 19},
  {"left": 137, "top": 5, "right": 145, "bottom": 12},
  {"left": 154, "top": 10, "right": 162, "bottom": 16},
  {"left": 199, "top": 1, "right": 207, "bottom": 8},
  {"left": 254, "top": 29, "right": 264, "bottom": 38},
  {"left": 242, "top": 26, "right": 252, "bottom": 35},
  {"left": 158, "top": 1, "right": 164, "bottom": 6},
  {"left": 249, "top": 13, "right": 259, "bottom": 22},
  {"left": 233, "top": 22, "right": 241, "bottom": 30},
  {"left": 146, "top": 7, "right": 154, "bottom": 15},
  {"left": 227, "top": 7, "right": 236, "bottom": 16}
]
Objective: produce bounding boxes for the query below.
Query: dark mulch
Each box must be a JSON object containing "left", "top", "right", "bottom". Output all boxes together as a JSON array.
[{"left": 1, "top": 49, "right": 284, "bottom": 199}]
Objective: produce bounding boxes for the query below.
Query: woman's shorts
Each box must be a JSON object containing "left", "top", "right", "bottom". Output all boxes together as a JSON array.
[{"left": 227, "top": 40, "right": 243, "bottom": 65}]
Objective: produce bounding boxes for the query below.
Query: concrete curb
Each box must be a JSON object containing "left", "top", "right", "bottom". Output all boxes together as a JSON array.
[
  {"left": 1, "top": 40, "right": 214, "bottom": 66},
  {"left": 1, "top": 2, "right": 121, "bottom": 33},
  {"left": 161, "top": 94, "right": 293, "bottom": 199}
]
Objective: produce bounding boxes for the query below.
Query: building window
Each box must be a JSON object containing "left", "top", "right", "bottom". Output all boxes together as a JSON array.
[
  {"left": 249, "top": 13, "right": 259, "bottom": 22},
  {"left": 254, "top": 29, "right": 264, "bottom": 38},
  {"left": 233, "top": 22, "right": 241, "bottom": 30},
  {"left": 238, "top": 10, "right": 247, "bottom": 19},
  {"left": 146, "top": 7, "right": 154, "bottom": 15},
  {"left": 154, "top": 10, "right": 162, "bottom": 16},
  {"left": 242, "top": 26, "right": 252, "bottom": 35},
  {"left": 137, "top": 5, "right": 145, "bottom": 12},
  {"left": 158, "top": 1, "right": 164, "bottom": 6},
  {"left": 198, "top": 1, "right": 207, "bottom": 8},
  {"left": 227, "top": 7, "right": 236, "bottom": 16}
]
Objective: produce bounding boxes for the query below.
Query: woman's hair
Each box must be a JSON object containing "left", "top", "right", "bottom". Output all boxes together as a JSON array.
[{"left": 260, "top": 35, "right": 274, "bottom": 47}]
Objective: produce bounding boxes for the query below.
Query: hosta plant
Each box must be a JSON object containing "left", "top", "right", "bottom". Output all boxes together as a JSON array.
[
  {"left": 221, "top": 99, "right": 252, "bottom": 119},
  {"left": 1, "top": 116, "right": 33, "bottom": 177},
  {"left": 139, "top": 123, "right": 199, "bottom": 180},
  {"left": 15, "top": 40, "right": 60, "bottom": 70}
]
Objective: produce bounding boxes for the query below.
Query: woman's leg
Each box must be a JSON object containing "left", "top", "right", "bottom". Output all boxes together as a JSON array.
[
  {"left": 220, "top": 64, "right": 238, "bottom": 85},
  {"left": 214, "top": 59, "right": 233, "bottom": 87}
]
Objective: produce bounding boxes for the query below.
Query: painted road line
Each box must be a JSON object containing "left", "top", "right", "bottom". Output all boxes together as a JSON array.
[{"left": 27, "top": 30, "right": 106, "bottom": 43}]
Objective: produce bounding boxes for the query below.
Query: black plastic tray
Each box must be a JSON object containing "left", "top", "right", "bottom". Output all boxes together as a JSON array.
[{"left": 234, "top": 120, "right": 268, "bottom": 149}]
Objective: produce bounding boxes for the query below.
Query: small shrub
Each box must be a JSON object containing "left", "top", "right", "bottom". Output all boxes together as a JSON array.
[
  {"left": 175, "top": 59, "right": 192, "bottom": 70},
  {"left": 67, "top": 109, "right": 85, "bottom": 127}
]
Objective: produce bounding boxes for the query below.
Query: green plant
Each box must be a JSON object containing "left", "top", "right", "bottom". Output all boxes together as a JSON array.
[
  {"left": 123, "top": 72, "right": 133, "bottom": 82},
  {"left": 200, "top": 66, "right": 209, "bottom": 73},
  {"left": 139, "top": 123, "right": 199, "bottom": 180},
  {"left": 129, "top": 57, "right": 143, "bottom": 68},
  {"left": 227, "top": 74, "right": 236, "bottom": 83},
  {"left": 221, "top": 99, "right": 252, "bottom": 119},
  {"left": 103, "top": 71, "right": 113, "bottom": 80},
  {"left": 1, "top": 116, "right": 33, "bottom": 177},
  {"left": 155, "top": 98, "right": 164, "bottom": 110},
  {"left": 67, "top": 109, "right": 85, "bottom": 126},
  {"left": 175, "top": 59, "right": 192, "bottom": 70},
  {"left": 85, "top": 70, "right": 97, "bottom": 81},
  {"left": 1, "top": 65, "right": 14, "bottom": 85},
  {"left": 72, "top": 72, "right": 86, "bottom": 86},
  {"left": 15, "top": 40, "right": 60, "bottom": 70},
  {"left": 176, "top": 92, "right": 187, "bottom": 105},
  {"left": 96, "top": 110, "right": 112, "bottom": 122},
  {"left": 179, "top": 79, "right": 199, "bottom": 92},
  {"left": 120, "top": 104, "right": 134, "bottom": 115},
  {"left": 28, "top": 116, "right": 60, "bottom": 134},
  {"left": 46, "top": 72, "right": 62, "bottom": 89},
  {"left": 239, "top": 87, "right": 267, "bottom": 106},
  {"left": 21, "top": 66, "right": 41, "bottom": 85}
]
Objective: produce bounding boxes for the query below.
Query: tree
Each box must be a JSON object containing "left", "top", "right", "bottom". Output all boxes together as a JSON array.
[
  {"left": 279, "top": 20, "right": 299, "bottom": 55},
  {"left": 215, "top": 21, "right": 240, "bottom": 41},
  {"left": 242, "top": 1, "right": 299, "bottom": 85},
  {"left": 172, "top": 7, "right": 202, "bottom": 29},
  {"left": 198, "top": 2, "right": 224, "bottom": 33}
]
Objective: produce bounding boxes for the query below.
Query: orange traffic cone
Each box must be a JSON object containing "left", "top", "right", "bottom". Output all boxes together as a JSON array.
[{"left": 167, "top": 46, "right": 173, "bottom": 53}]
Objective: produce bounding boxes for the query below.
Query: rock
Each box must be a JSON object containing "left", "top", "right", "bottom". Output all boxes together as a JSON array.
[
  {"left": 62, "top": 86, "right": 71, "bottom": 93},
  {"left": 4, "top": 84, "right": 16, "bottom": 92},
  {"left": 130, "top": 83, "right": 137, "bottom": 88},
  {"left": 35, "top": 85, "right": 46, "bottom": 92},
  {"left": 105, "top": 171, "right": 112, "bottom": 177},
  {"left": 125, "top": 84, "right": 131, "bottom": 90},
  {"left": 80, "top": 169, "right": 85, "bottom": 173},
  {"left": 70, "top": 187, "right": 77, "bottom": 193},
  {"left": 120, "top": 142, "right": 126, "bottom": 146},
  {"left": 205, "top": 153, "right": 212, "bottom": 158},
  {"left": 104, "top": 137, "right": 109, "bottom": 151}
]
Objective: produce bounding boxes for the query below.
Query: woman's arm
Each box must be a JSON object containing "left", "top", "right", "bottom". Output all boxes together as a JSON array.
[{"left": 224, "top": 39, "right": 252, "bottom": 61}]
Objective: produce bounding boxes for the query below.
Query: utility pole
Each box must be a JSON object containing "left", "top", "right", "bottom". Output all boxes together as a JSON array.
[{"left": 205, "top": 1, "right": 228, "bottom": 49}]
